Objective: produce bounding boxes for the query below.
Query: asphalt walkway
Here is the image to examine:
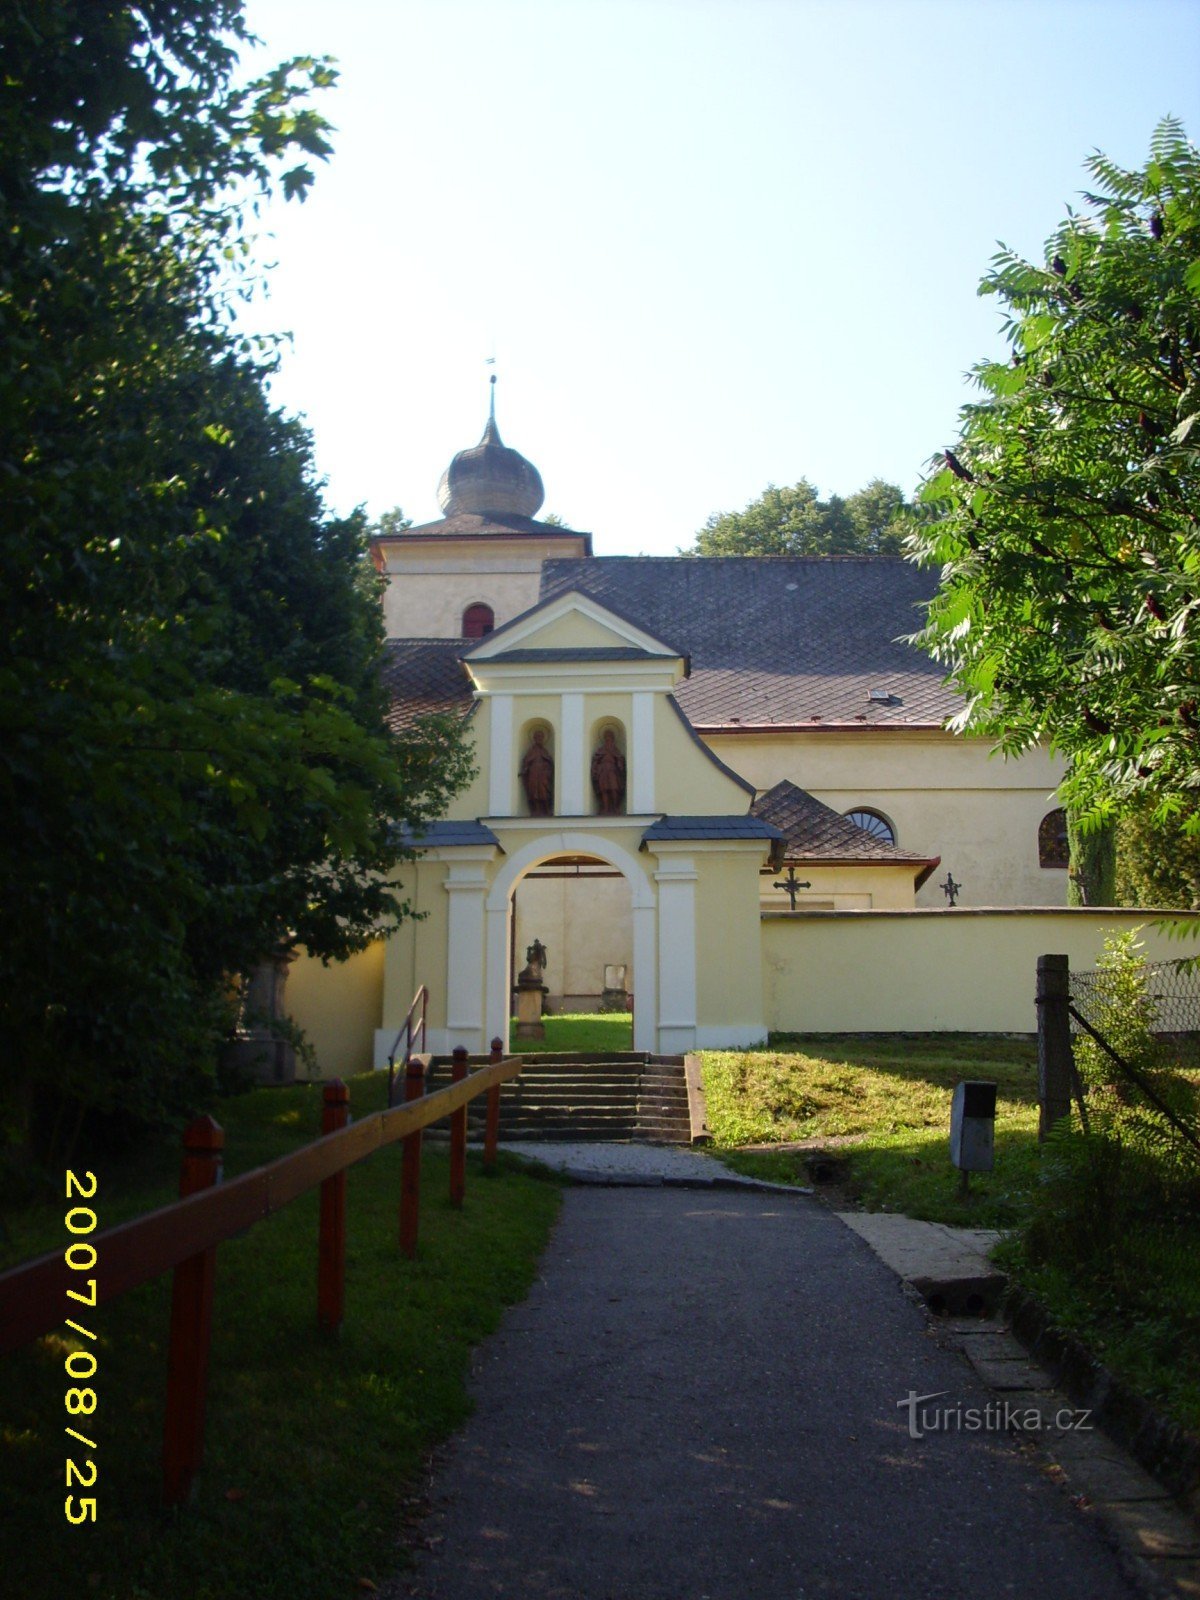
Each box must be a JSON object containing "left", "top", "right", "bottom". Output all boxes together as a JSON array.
[{"left": 392, "top": 1186, "right": 1147, "bottom": 1600}]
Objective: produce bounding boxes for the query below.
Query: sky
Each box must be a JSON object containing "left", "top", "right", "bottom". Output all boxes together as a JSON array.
[{"left": 237, "top": 0, "right": 1200, "bottom": 555}]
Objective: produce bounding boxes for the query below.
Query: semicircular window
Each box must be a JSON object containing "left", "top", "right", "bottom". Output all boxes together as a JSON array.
[
  {"left": 844, "top": 809, "right": 896, "bottom": 845},
  {"left": 1039, "top": 808, "right": 1069, "bottom": 869}
]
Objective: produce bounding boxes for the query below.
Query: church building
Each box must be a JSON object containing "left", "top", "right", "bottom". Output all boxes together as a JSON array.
[{"left": 285, "top": 395, "right": 1134, "bottom": 1073}]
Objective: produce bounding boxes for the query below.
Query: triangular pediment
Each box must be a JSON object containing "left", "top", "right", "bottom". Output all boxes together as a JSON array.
[{"left": 464, "top": 589, "right": 687, "bottom": 664}]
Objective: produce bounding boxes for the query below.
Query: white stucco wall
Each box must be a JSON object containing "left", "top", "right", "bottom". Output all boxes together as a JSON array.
[{"left": 514, "top": 872, "right": 633, "bottom": 1003}]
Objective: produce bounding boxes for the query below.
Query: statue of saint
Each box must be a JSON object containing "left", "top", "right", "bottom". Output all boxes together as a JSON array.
[
  {"left": 518, "top": 938, "right": 548, "bottom": 983},
  {"left": 519, "top": 728, "right": 554, "bottom": 815},
  {"left": 590, "top": 728, "right": 627, "bottom": 815}
]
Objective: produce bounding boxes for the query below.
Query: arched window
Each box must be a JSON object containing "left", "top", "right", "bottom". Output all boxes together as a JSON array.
[
  {"left": 462, "top": 602, "right": 495, "bottom": 639},
  {"left": 1039, "top": 808, "right": 1069, "bottom": 869},
  {"left": 844, "top": 808, "right": 896, "bottom": 845}
]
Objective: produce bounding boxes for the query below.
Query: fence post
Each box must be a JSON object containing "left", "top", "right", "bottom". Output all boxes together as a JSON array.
[
  {"left": 483, "top": 1036, "right": 503, "bottom": 1172},
  {"left": 399, "top": 1056, "right": 425, "bottom": 1259},
  {"left": 450, "top": 1046, "right": 468, "bottom": 1208},
  {"left": 317, "top": 1080, "right": 349, "bottom": 1334},
  {"left": 1037, "top": 953, "right": 1072, "bottom": 1141},
  {"left": 162, "top": 1115, "right": 224, "bottom": 1507}
]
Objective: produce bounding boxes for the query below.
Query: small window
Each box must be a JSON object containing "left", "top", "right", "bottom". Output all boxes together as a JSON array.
[
  {"left": 845, "top": 808, "right": 896, "bottom": 845},
  {"left": 1039, "top": 808, "right": 1069, "bottom": 869},
  {"left": 462, "top": 602, "right": 494, "bottom": 639}
]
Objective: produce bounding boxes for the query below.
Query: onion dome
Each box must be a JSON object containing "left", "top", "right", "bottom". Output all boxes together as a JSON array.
[{"left": 436, "top": 378, "right": 545, "bottom": 519}]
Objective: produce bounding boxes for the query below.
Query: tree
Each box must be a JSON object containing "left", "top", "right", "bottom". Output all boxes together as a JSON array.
[
  {"left": 688, "top": 477, "right": 912, "bottom": 556},
  {"left": 370, "top": 506, "right": 414, "bottom": 538},
  {"left": 1117, "top": 798, "right": 1200, "bottom": 909},
  {"left": 908, "top": 120, "right": 1200, "bottom": 840},
  {"left": 0, "top": 4, "right": 472, "bottom": 1167}
]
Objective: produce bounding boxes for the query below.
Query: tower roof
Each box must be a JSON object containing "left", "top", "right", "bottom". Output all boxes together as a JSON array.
[{"left": 436, "top": 379, "right": 545, "bottom": 519}]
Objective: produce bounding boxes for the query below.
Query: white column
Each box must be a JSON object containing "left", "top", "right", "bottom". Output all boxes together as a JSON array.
[
  {"left": 485, "top": 903, "right": 511, "bottom": 1050},
  {"left": 631, "top": 902, "right": 657, "bottom": 1052},
  {"left": 488, "top": 694, "right": 514, "bottom": 816},
  {"left": 560, "top": 692, "right": 585, "bottom": 815},
  {"left": 653, "top": 857, "right": 697, "bottom": 1052},
  {"left": 631, "top": 691, "right": 655, "bottom": 813},
  {"left": 444, "top": 867, "right": 488, "bottom": 1048}
]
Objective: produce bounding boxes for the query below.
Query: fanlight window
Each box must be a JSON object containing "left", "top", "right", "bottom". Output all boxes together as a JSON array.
[
  {"left": 844, "top": 809, "right": 896, "bottom": 845},
  {"left": 1039, "top": 808, "right": 1069, "bottom": 869},
  {"left": 462, "top": 603, "right": 495, "bottom": 639}
]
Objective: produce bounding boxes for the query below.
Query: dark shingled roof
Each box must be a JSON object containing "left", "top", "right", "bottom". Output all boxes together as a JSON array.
[
  {"left": 385, "top": 511, "right": 592, "bottom": 548},
  {"left": 642, "top": 816, "right": 786, "bottom": 844},
  {"left": 396, "top": 819, "right": 500, "bottom": 848},
  {"left": 538, "top": 557, "right": 959, "bottom": 729},
  {"left": 381, "top": 639, "right": 474, "bottom": 732},
  {"left": 752, "top": 781, "right": 940, "bottom": 881}
]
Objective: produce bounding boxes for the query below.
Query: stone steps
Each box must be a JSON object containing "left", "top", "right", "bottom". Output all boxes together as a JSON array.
[{"left": 424, "top": 1053, "right": 693, "bottom": 1144}]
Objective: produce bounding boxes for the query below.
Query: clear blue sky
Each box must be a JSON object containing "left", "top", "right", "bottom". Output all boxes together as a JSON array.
[{"left": 239, "top": 0, "right": 1200, "bottom": 554}]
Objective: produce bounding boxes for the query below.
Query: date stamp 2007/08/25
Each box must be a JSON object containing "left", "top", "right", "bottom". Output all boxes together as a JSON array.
[{"left": 62, "top": 1171, "right": 100, "bottom": 1525}]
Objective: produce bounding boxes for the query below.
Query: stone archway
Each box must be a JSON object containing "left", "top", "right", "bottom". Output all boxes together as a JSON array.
[{"left": 485, "top": 832, "right": 658, "bottom": 1052}]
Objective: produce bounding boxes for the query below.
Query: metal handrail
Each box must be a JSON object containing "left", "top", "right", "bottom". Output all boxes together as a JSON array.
[{"left": 386, "top": 984, "right": 428, "bottom": 1107}]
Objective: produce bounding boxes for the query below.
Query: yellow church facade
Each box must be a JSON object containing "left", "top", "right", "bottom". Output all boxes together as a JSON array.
[{"left": 284, "top": 401, "right": 1180, "bottom": 1076}]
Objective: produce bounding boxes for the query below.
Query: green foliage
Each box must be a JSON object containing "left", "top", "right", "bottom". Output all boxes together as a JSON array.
[
  {"left": 909, "top": 119, "right": 1200, "bottom": 834},
  {"left": 688, "top": 476, "right": 915, "bottom": 556},
  {"left": 1066, "top": 808, "right": 1117, "bottom": 904},
  {"left": 0, "top": 5, "right": 473, "bottom": 1163},
  {"left": 510, "top": 1013, "right": 633, "bottom": 1052},
  {"left": 1022, "top": 933, "right": 1200, "bottom": 1416},
  {"left": 0, "top": 1071, "right": 561, "bottom": 1598},
  {"left": 1117, "top": 794, "right": 1200, "bottom": 907},
  {"left": 369, "top": 505, "right": 414, "bottom": 538}
]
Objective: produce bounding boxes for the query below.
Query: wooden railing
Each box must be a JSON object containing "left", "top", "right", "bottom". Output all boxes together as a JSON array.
[{"left": 0, "top": 1039, "right": 521, "bottom": 1505}]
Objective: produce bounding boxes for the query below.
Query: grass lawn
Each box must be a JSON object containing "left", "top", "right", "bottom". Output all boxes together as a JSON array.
[
  {"left": 0, "top": 1071, "right": 561, "bottom": 1600},
  {"left": 703, "top": 1033, "right": 1041, "bottom": 1228},
  {"left": 510, "top": 1012, "right": 633, "bottom": 1053}
]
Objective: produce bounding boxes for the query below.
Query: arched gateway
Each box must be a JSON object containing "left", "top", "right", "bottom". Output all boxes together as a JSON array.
[{"left": 372, "top": 584, "right": 783, "bottom": 1063}]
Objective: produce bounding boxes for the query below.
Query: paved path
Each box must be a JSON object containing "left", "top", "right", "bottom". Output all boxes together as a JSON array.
[
  {"left": 392, "top": 1187, "right": 1144, "bottom": 1600},
  {"left": 495, "top": 1140, "right": 801, "bottom": 1187}
]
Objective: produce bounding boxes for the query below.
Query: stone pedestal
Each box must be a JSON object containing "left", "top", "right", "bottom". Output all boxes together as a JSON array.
[{"left": 514, "top": 979, "right": 548, "bottom": 1041}]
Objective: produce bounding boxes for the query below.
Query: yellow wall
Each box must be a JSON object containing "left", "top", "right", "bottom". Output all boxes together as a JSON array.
[
  {"left": 383, "top": 861, "right": 449, "bottom": 1033},
  {"left": 759, "top": 862, "right": 919, "bottom": 911},
  {"left": 695, "top": 850, "right": 768, "bottom": 1031},
  {"left": 286, "top": 941, "right": 385, "bottom": 1079},
  {"left": 655, "top": 698, "right": 752, "bottom": 813},
  {"left": 705, "top": 729, "right": 1067, "bottom": 908},
  {"left": 762, "top": 910, "right": 1190, "bottom": 1033},
  {"left": 379, "top": 534, "right": 586, "bottom": 639}
]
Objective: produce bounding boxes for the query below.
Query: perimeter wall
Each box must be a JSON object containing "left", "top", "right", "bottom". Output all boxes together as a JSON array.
[{"left": 762, "top": 908, "right": 1192, "bottom": 1034}]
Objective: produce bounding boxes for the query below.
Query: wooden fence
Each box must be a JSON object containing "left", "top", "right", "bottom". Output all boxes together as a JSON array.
[{"left": 0, "top": 1040, "right": 523, "bottom": 1505}]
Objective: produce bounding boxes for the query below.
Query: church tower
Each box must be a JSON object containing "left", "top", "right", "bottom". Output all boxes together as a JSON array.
[{"left": 372, "top": 380, "right": 592, "bottom": 639}]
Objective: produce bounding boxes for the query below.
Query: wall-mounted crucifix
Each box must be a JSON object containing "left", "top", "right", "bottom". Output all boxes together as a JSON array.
[
  {"left": 940, "top": 872, "right": 962, "bottom": 907},
  {"left": 773, "top": 865, "right": 811, "bottom": 910}
]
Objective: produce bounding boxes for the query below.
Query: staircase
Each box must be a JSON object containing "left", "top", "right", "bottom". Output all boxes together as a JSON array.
[{"left": 425, "top": 1053, "right": 693, "bottom": 1144}]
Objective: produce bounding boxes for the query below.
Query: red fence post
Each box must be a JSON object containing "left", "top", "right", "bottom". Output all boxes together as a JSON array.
[
  {"left": 450, "top": 1046, "right": 468, "bottom": 1208},
  {"left": 483, "top": 1036, "right": 504, "bottom": 1173},
  {"left": 162, "top": 1115, "right": 224, "bottom": 1507},
  {"left": 399, "top": 1056, "right": 425, "bottom": 1259},
  {"left": 317, "top": 1080, "right": 349, "bottom": 1334}
]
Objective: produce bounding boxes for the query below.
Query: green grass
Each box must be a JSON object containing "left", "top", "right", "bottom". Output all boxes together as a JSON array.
[
  {"left": 0, "top": 1071, "right": 561, "bottom": 1599},
  {"left": 703, "top": 1033, "right": 1041, "bottom": 1227},
  {"left": 510, "top": 1011, "right": 633, "bottom": 1053}
]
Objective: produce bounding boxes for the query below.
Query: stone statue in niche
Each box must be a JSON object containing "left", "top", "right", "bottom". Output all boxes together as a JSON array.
[
  {"left": 519, "top": 728, "right": 554, "bottom": 815},
  {"left": 590, "top": 728, "right": 627, "bottom": 815}
]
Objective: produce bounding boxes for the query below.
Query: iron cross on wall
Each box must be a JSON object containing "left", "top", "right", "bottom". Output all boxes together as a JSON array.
[{"left": 773, "top": 865, "right": 811, "bottom": 909}]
